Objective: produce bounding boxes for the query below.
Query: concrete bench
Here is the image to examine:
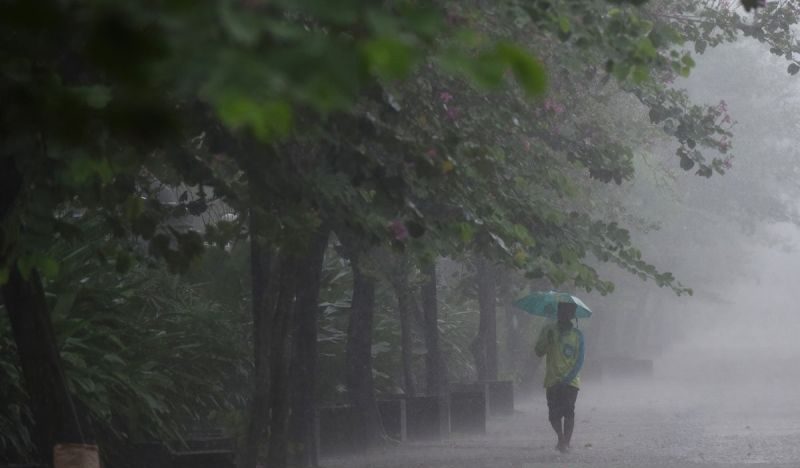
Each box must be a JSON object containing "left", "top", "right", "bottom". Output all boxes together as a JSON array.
[
  {"left": 0, "top": 465, "right": 48, "bottom": 468},
  {"left": 171, "top": 449, "right": 235, "bottom": 468},
  {"left": 317, "top": 405, "right": 362, "bottom": 456},
  {"left": 449, "top": 385, "right": 487, "bottom": 434},
  {"left": 450, "top": 381, "right": 514, "bottom": 416},
  {"left": 131, "top": 433, "right": 235, "bottom": 468},
  {"left": 380, "top": 394, "right": 448, "bottom": 440},
  {"left": 484, "top": 380, "right": 514, "bottom": 415},
  {"left": 377, "top": 398, "right": 407, "bottom": 441}
]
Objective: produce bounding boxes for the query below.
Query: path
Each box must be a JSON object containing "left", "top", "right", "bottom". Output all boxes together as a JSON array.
[{"left": 323, "top": 379, "right": 800, "bottom": 468}]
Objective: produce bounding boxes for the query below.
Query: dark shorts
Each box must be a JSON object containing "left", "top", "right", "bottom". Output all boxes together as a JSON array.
[{"left": 546, "top": 384, "right": 579, "bottom": 421}]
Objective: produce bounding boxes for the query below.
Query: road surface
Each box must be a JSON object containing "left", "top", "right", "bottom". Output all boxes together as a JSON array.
[{"left": 323, "top": 378, "right": 800, "bottom": 468}]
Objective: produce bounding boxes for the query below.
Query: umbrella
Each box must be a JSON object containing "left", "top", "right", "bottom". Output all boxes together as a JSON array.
[{"left": 513, "top": 290, "right": 592, "bottom": 319}]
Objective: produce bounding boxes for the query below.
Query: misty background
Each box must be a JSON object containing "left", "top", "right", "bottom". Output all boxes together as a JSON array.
[{"left": 586, "top": 38, "right": 800, "bottom": 391}]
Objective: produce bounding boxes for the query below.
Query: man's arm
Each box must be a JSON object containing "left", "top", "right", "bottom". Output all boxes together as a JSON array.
[{"left": 534, "top": 325, "right": 553, "bottom": 357}]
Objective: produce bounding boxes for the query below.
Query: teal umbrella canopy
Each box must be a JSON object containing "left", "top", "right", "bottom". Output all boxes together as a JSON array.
[{"left": 513, "top": 291, "right": 592, "bottom": 319}]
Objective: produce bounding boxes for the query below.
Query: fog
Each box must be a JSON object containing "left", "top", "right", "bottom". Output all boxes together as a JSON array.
[{"left": 648, "top": 42, "right": 800, "bottom": 385}]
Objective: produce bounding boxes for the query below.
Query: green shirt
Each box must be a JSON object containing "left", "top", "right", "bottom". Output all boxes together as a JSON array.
[{"left": 534, "top": 323, "right": 584, "bottom": 389}]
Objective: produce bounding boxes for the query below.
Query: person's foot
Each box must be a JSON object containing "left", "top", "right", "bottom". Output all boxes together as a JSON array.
[
  {"left": 556, "top": 441, "right": 567, "bottom": 453},
  {"left": 561, "top": 443, "right": 571, "bottom": 453}
]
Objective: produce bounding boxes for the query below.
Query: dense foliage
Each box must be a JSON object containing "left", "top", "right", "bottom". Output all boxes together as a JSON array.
[
  {"left": 0, "top": 234, "right": 250, "bottom": 461},
  {"left": 2, "top": 0, "right": 798, "bottom": 466}
]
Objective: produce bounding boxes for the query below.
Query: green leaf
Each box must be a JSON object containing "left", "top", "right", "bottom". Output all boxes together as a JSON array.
[
  {"left": 66, "top": 155, "right": 114, "bottom": 184},
  {"left": 396, "top": 4, "right": 441, "bottom": 39},
  {"left": 215, "top": 93, "right": 293, "bottom": 141},
  {"left": 612, "top": 63, "right": 631, "bottom": 81},
  {"left": 219, "top": 0, "right": 261, "bottom": 45},
  {"left": 559, "top": 16, "right": 571, "bottom": 34},
  {"left": 74, "top": 85, "right": 112, "bottom": 109},
  {"left": 124, "top": 196, "right": 145, "bottom": 221},
  {"left": 362, "top": 37, "right": 418, "bottom": 80},
  {"left": 788, "top": 63, "right": 800, "bottom": 75},
  {"left": 457, "top": 223, "right": 475, "bottom": 243},
  {"left": 465, "top": 53, "right": 505, "bottom": 88},
  {"left": 67, "top": 156, "right": 95, "bottom": 184},
  {"left": 696, "top": 165, "right": 713, "bottom": 178},
  {"left": 17, "top": 253, "right": 59, "bottom": 279},
  {"left": 694, "top": 40, "right": 707, "bottom": 54},
  {"left": 679, "top": 155, "right": 695, "bottom": 171},
  {"left": 53, "top": 292, "right": 78, "bottom": 317},
  {"left": 631, "top": 65, "right": 649, "bottom": 83},
  {"left": 496, "top": 43, "right": 548, "bottom": 96},
  {"left": 636, "top": 38, "right": 657, "bottom": 59},
  {"left": 103, "top": 353, "right": 126, "bottom": 365},
  {"left": 36, "top": 255, "right": 60, "bottom": 278}
]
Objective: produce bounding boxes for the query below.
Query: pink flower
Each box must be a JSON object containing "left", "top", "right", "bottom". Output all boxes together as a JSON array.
[
  {"left": 439, "top": 91, "right": 454, "bottom": 103},
  {"left": 425, "top": 148, "right": 437, "bottom": 159},
  {"left": 388, "top": 220, "right": 409, "bottom": 241},
  {"left": 446, "top": 106, "right": 460, "bottom": 120},
  {"left": 543, "top": 98, "right": 565, "bottom": 114}
]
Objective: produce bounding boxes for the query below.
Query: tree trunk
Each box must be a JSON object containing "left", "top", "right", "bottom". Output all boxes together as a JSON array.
[
  {"left": 344, "top": 254, "right": 386, "bottom": 447},
  {"left": 266, "top": 255, "right": 298, "bottom": 468},
  {"left": 419, "top": 259, "right": 449, "bottom": 436},
  {"left": 1, "top": 155, "right": 88, "bottom": 463},
  {"left": 420, "top": 260, "right": 445, "bottom": 396},
  {"left": 504, "top": 304, "right": 521, "bottom": 374},
  {"left": 1, "top": 267, "right": 88, "bottom": 463},
  {"left": 390, "top": 254, "right": 416, "bottom": 397},
  {"left": 397, "top": 282, "right": 416, "bottom": 397},
  {"left": 288, "top": 228, "right": 330, "bottom": 467},
  {"left": 496, "top": 269, "right": 519, "bottom": 377},
  {"left": 471, "top": 257, "right": 497, "bottom": 382},
  {"left": 242, "top": 229, "right": 274, "bottom": 468}
]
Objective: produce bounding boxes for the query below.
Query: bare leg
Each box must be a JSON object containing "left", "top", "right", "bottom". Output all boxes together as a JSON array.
[
  {"left": 563, "top": 415, "right": 575, "bottom": 451},
  {"left": 550, "top": 417, "right": 564, "bottom": 450}
]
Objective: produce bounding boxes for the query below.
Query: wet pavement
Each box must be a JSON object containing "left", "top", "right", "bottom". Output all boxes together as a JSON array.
[{"left": 323, "top": 379, "right": 800, "bottom": 468}]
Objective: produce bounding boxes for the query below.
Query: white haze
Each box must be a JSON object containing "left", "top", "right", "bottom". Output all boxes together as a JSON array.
[
  {"left": 653, "top": 41, "right": 800, "bottom": 389},
  {"left": 577, "top": 39, "right": 800, "bottom": 465}
]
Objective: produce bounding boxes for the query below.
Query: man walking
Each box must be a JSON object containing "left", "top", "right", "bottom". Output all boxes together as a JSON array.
[{"left": 535, "top": 301, "right": 585, "bottom": 453}]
